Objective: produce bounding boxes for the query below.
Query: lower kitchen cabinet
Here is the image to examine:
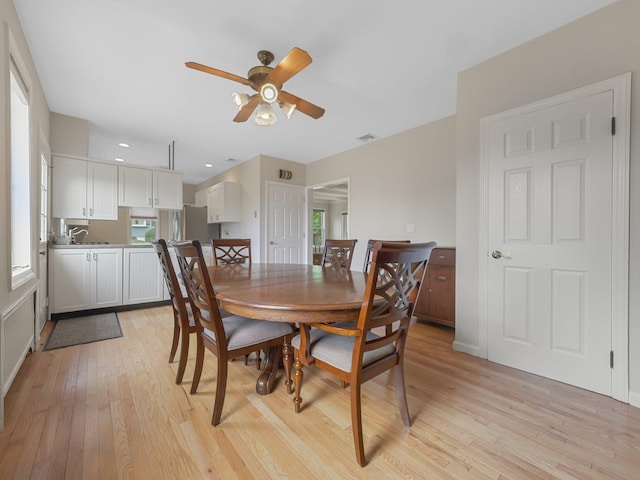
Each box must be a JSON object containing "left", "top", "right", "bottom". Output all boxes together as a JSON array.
[
  {"left": 414, "top": 247, "right": 456, "bottom": 328},
  {"left": 51, "top": 248, "right": 123, "bottom": 314},
  {"left": 123, "top": 248, "right": 168, "bottom": 305}
]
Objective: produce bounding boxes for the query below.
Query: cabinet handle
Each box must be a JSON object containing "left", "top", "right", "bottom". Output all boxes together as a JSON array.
[
  {"left": 86, "top": 253, "right": 90, "bottom": 262},
  {"left": 148, "top": 197, "right": 152, "bottom": 205},
  {"left": 155, "top": 197, "right": 159, "bottom": 205},
  {"left": 93, "top": 253, "right": 97, "bottom": 261},
  {"left": 89, "top": 208, "right": 94, "bottom": 217},
  {"left": 436, "top": 276, "right": 447, "bottom": 281},
  {"left": 82, "top": 207, "right": 86, "bottom": 216}
]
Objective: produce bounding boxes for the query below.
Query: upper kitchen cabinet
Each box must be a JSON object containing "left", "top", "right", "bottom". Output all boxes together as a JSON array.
[
  {"left": 51, "top": 155, "right": 118, "bottom": 220},
  {"left": 206, "top": 181, "right": 240, "bottom": 223},
  {"left": 119, "top": 165, "right": 183, "bottom": 210}
]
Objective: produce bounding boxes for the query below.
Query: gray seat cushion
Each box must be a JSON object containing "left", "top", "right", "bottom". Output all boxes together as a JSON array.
[
  {"left": 202, "top": 315, "right": 292, "bottom": 350},
  {"left": 291, "top": 328, "right": 395, "bottom": 373}
]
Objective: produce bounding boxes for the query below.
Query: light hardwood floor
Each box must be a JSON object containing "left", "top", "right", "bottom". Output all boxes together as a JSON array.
[{"left": 1, "top": 306, "right": 639, "bottom": 479}]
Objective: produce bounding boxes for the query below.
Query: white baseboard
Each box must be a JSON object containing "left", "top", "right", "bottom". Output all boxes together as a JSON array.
[
  {"left": 452, "top": 340, "right": 481, "bottom": 357},
  {"left": 629, "top": 391, "right": 640, "bottom": 408}
]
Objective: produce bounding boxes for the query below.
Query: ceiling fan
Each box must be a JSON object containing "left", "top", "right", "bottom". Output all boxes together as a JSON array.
[{"left": 185, "top": 47, "right": 325, "bottom": 125}]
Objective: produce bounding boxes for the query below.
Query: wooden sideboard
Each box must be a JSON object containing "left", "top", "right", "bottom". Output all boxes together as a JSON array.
[{"left": 414, "top": 247, "right": 456, "bottom": 328}]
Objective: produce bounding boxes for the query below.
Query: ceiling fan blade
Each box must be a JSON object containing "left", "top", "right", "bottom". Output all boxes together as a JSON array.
[
  {"left": 233, "top": 95, "right": 260, "bottom": 122},
  {"left": 185, "top": 61, "right": 252, "bottom": 86},
  {"left": 268, "top": 47, "right": 312, "bottom": 85},
  {"left": 279, "top": 91, "right": 325, "bottom": 119}
]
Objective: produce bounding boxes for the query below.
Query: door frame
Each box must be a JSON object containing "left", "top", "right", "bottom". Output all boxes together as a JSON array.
[{"left": 478, "top": 73, "right": 631, "bottom": 402}]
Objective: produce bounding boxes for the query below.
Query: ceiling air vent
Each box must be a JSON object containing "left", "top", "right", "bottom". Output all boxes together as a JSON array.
[{"left": 357, "top": 133, "right": 377, "bottom": 142}]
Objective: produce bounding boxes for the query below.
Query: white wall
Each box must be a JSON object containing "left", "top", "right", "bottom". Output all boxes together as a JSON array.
[{"left": 455, "top": 0, "right": 640, "bottom": 399}]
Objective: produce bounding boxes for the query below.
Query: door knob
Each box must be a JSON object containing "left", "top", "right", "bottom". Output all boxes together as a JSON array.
[
  {"left": 491, "top": 250, "right": 503, "bottom": 259},
  {"left": 269, "top": 240, "right": 278, "bottom": 245}
]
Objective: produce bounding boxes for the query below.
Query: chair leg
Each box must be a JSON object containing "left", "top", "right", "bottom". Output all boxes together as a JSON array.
[
  {"left": 350, "top": 381, "right": 366, "bottom": 467},
  {"left": 175, "top": 326, "right": 190, "bottom": 384},
  {"left": 394, "top": 362, "right": 411, "bottom": 427},
  {"left": 169, "top": 323, "right": 180, "bottom": 363},
  {"left": 255, "top": 349, "right": 261, "bottom": 370},
  {"left": 293, "top": 357, "right": 304, "bottom": 413},
  {"left": 190, "top": 335, "right": 205, "bottom": 394},
  {"left": 211, "top": 356, "right": 228, "bottom": 426}
]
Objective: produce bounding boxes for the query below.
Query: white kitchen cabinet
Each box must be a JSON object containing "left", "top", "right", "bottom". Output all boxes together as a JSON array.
[
  {"left": 123, "top": 247, "right": 167, "bottom": 305},
  {"left": 119, "top": 166, "right": 183, "bottom": 210},
  {"left": 51, "top": 155, "right": 118, "bottom": 220},
  {"left": 207, "top": 181, "right": 240, "bottom": 223},
  {"left": 50, "top": 248, "right": 123, "bottom": 313}
]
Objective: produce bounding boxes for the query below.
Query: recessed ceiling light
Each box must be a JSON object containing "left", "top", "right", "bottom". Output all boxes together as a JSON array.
[
  {"left": 118, "top": 142, "right": 130, "bottom": 148},
  {"left": 115, "top": 157, "right": 125, "bottom": 162},
  {"left": 204, "top": 163, "right": 213, "bottom": 168}
]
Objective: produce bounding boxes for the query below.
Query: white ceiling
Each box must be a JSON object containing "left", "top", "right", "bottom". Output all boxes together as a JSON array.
[{"left": 14, "top": 0, "right": 616, "bottom": 184}]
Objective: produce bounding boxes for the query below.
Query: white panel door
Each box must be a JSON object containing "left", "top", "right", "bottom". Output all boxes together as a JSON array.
[
  {"left": 487, "top": 90, "right": 614, "bottom": 395},
  {"left": 88, "top": 162, "right": 118, "bottom": 220},
  {"left": 266, "top": 183, "right": 305, "bottom": 263},
  {"left": 123, "top": 248, "right": 164, "bottom": 305}
]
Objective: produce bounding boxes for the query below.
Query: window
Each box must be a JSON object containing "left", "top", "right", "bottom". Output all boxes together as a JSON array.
[
  {"left": 312, "top": 209, "right": 325, "bottom": 253},
  {"left": 10, "top": 54, "right": 34, "bottom": 289},
  {"left": 130, "top": 216, "right": 157, "bottom": 244}
]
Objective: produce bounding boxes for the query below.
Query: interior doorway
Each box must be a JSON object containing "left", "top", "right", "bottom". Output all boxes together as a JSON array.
[{"left": 307, "top": 178, "right": 350, "bottom": 265}]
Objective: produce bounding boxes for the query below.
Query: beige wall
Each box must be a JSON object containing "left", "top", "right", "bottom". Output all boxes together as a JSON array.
[
  {"left": 306, "top": 115, "right": 457, "bottom": 270},
  {"left": 455, "top": 0, "right": 640, "bottom": 398},
  {"left": 50, "top": 112, "right": 88, "bottom": 156}
]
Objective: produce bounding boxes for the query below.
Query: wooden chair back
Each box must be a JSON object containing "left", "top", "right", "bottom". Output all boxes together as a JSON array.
[
  {"left": 212, "top": 238, "right": 252, "bottom": 265},
  {"left": 362, "top": 239, "right": 410, "bottom": 272},
  {"left": 321, "top": 239, "right": 358, "bottom": 269},
  {"left": 152, "top": 239, "right": 187, "bottom": 318},
  {"left": 173, "top": 240, "right": 227, "bottom": 351}
]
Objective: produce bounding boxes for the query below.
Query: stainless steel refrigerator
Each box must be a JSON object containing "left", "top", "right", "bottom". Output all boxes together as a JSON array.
[{"left": 170, "top": 205, "right": 220, "bottom": 243}]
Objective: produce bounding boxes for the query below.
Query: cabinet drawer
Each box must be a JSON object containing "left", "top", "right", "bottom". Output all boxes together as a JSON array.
[{"left": 429, "top": 248, "right": 455, "bottom": 266}]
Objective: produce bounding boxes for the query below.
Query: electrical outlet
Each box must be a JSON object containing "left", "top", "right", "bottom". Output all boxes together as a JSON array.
[{"left": 406, "top": 223, "right": 415, "bottom": 233}]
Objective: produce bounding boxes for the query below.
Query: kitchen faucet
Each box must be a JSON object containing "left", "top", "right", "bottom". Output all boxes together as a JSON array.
[{"left": 68, "top": 227, "right": 89, "bottom": 244}]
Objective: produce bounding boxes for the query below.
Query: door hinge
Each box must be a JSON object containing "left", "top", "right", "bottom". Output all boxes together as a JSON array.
[
  {"left": 610, "top": 350, "right": 614, "bottom": 369},
  {"left": 611, "top": 117, "right": 616, "bottom": 136}
]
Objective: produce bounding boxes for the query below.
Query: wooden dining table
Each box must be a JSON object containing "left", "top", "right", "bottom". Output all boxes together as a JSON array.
[{"left": 207, "top": 263, "right": 368, "bottom": 394}]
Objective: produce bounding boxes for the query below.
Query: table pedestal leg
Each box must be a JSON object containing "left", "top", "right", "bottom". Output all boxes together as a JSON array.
[
  {"left": 283, "top": 341, "right": 293, "bottom": 394},
  {"left": 256, "top": 346, "right": 280, "bottom": 395}
]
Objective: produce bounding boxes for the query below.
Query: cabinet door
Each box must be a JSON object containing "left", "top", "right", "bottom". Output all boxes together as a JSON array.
[
  {"left": 207, "top": 182, "right": 240, "bottom": 223},
  {"left": 153, "top": 170, "right": 183, "bottom": 210},
  {"left": 88, "top": 162, "right": 118, "bottom": 220},
  {"left": 51, "top": 249, "right": 91, "bottom": 313},
  {"left": 91, "top": 248, "right": 123, "bottom": 308},
  {"left": 195, "top": 188, "right": 207, "bottom": 207},
  {"left": 51, "top": 156, "right": 87, "bottom": 219},
  {"left": 426, "top": 265, "right": 455, "bottom": 325},
  {"left": 119, "top": 166, "right": 153, "bottom": 207},
  {"left": 123, "top": 248, "right": 165, "bottom": 305}
]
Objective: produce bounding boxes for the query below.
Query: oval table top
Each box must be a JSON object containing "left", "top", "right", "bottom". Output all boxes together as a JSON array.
[{"left": 207, "top": 263, "right": 367, "bottom": 324}]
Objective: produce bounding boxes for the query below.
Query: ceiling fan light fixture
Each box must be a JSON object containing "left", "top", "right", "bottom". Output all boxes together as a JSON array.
[
  {"left": 231, "top": 92, "right": 250, "bottom": 110},
  {"left": 254, "top": 102, "right": 278, "bottom": 126},
  {"left": 281, "top": 101, "right": 296, "bottom": 119},
  {"left": 260, "top": 83, "right": 278, "bottom": 103}
]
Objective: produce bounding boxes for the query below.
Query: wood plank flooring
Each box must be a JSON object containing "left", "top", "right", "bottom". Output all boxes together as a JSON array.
[{"left": 1, "top": 305, "right": 639, "bottom": 479}]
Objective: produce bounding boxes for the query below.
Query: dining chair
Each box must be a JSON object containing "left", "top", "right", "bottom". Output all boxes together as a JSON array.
[
  {"left": 212, "top": 238, "right": 252, "bottom": 265},
  {"left": 152, "top": 239, "right": 199, "bottom": 385},
  {"left": 362, "top": 239, "right": 410, "bottom": 272},
  {"left": 321, "top": 239, "right": 358, "bottom": 269},
  {"left": 211, "top": 238, "right": 261, "bottom": 368},
  {"left": 173, "top": 240, "right": 293, "bottom": 426},
  {"left": 290, "top": 240, "right": 437, "bottom": 466}
]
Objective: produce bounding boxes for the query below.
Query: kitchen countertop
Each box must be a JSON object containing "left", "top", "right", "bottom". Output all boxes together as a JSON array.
[{"left": 49, "top": 243, "right": 154, "bottom": 249}]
